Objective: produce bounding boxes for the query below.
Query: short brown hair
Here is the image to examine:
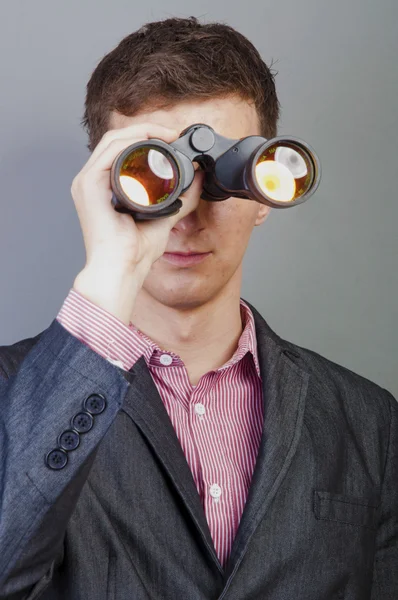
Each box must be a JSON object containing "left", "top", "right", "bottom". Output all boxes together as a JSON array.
[{"left": 82, "top": 16, "right": 280, "bottom": 152}]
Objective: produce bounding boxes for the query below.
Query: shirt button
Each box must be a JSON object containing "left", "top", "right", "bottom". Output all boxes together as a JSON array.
[
  {"left": 107, "top": 357, "right": 125, "bottom": 369},
  {"left": 160, "top": 354, "right": 173, "bottom": 366},
  {"left": 210, "top": 484, "right": 222, "bottom": 499},
  {"left": 194, "top": 403, "right": 206, "bottom": 416}
]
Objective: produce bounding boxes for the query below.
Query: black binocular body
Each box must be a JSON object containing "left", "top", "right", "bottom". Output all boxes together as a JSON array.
[{"left": 110, "top": 123, "right": 321, "bottom": 220}]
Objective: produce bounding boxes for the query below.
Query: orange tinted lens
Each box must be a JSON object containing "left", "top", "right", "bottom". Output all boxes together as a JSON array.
[
  {"left": 255, "top": 142, "right": 313, "bottom": 203},
  {"left": 119, "top": 147, "right": 178, "bottom": 206}
]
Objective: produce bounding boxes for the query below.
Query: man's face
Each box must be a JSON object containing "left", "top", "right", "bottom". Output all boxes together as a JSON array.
[{"left": 109, "top": 96, "right": 271, "bottom": 310}]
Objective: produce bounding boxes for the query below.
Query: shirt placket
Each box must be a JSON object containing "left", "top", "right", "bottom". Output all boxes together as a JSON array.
[{"left": 188, "top": 372, "right": 233, "bottom": 565}]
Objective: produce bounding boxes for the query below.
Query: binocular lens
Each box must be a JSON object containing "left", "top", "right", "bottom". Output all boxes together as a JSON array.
[
  {"left": 148, "top": 149, "right": 175, "bottom": 179},
  {"left": 254, "top": 142, "right": 314, "bottom": 204},
  {"left": 275, "top": 146, "right": 308, "bottom": 179},
  {"left": 118, "top": 146, "right": 178, "bottom": 206}
]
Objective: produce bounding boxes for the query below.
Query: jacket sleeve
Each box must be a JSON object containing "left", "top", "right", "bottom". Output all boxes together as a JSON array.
[
  {"left": 371, "top": 389, "right": 398, "bottom": 599},
  {"left": 0, "top": 318, "right": 131, "bottom": 599}
]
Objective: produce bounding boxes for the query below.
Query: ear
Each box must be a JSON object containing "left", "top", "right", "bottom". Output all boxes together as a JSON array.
[{"left": 254, "top": 204, "right": 271, "bottom": 226}]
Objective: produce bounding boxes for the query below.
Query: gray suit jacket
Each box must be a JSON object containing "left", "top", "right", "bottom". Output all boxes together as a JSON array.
[{"left": 0, "top": 301, "right": 397, "bottom": 600}]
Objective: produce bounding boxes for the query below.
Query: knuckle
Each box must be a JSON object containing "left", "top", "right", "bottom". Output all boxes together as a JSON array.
[
  {"left": 109, "top": 137, "right": 125, "bottom": 147},
  {"left": 71, "top": 172, "right": 91, "bottom": 199},
  {"left": 101, "top": 129, "right": 116, "bottom": 143},
  {"left": 71, "top": 175, "right": 80, "bottom": 194}
]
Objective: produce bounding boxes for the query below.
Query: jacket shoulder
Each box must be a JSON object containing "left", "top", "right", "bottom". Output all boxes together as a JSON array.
[
  {"left": 284, "top": 337, "right": 396, "bottom": 423},
  {"left": 246, "top": 299, "right": 396, "bottom": 423},
  {"left": 288, "top": 337, "right": 393, "bottom": 394},
  {"left": 0, "top": 328, "right": 47, "bottom": 379}
]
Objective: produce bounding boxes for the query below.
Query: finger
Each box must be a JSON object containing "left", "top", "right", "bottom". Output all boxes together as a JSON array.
[
  {"left": 166, "top": 170, "right": 205, "bottom": 225},
  {"left": 133, "top": 169, "right": 204, "bottom": 241},
  {"left": 82, "top": 123, "right": 179, "bottom": 173}
]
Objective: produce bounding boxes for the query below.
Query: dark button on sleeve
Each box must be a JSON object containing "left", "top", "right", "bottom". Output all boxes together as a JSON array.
[
  {"left": 46, "top": 448, "right": 68, "bottom": 470},
  {"left": 71, "top": 411, "right": 93, "bottom": 433},
  {"left": 58, "top": 429, "right": 80, "bottom": 451},
  {"left": 84, "top": 393, "right": 106, "bottom": 415}
]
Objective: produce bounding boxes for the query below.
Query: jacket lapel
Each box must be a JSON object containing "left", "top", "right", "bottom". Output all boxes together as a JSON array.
[
  {"left": 118, "top": 301, "right": 310, "bottom": 585},
  {"left": 121, "top": 357, "right": 224, "bottom": 575},
  {"left": 221, "top": 303, "right": 310, "bottom": 585}
]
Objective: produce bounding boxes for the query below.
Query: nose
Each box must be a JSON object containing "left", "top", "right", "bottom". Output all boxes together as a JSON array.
[
  {"left": 171, "top": 169, "right": 205, "bottom": 234},
  {"left": 171, "top": 208, "right": 202, "bottom": 234}
]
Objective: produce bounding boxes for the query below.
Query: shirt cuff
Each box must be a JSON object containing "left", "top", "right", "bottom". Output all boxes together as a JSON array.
[{"left": 56, "top": 288, "right": 139, "bottom": 371}]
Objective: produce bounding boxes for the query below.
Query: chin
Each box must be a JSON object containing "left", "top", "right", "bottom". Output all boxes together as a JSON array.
[
  {"left": 142, "top": 279, "right": 216, "bottom": 311},
  {"left": 150, "top": 290, "right": 210, "bottom": 310},
  {"left": 142, "top": 261, "right": 238, "bottom": 310}
]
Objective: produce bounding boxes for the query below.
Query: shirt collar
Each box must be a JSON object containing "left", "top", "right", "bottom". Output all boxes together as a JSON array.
[
  {"left": 222, "top": 299, "right": 261, "bottom": 378},
  {"left": 127, "top": 298, "right": 261, "bottom": 379}
]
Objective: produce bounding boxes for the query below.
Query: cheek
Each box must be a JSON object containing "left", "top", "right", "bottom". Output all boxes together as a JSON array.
[{"left": 207, "top": 198, "right": 258, "bottom": 247}]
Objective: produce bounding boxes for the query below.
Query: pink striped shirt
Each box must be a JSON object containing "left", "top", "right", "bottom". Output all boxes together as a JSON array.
[{"left": 56, "top": 288, "right": 263, "bottom": 568}]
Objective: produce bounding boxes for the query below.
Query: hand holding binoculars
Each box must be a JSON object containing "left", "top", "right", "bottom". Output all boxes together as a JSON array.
[{"left": 110, "top": 123, "right": 321, "bottom": 220}]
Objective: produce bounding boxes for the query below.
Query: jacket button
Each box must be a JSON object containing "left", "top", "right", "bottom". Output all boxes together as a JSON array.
[
  {"left": 46, "top": 448, "right": 68, "bottom": 470},
  {"left": 58, "top": 429, "right": 80, "bottom": 451},
  {"left": 71, "top": 411, "right": 93, "bottom": 433},
  {"left": 84, "top": 393, "right": 106, "bottom": 415}
]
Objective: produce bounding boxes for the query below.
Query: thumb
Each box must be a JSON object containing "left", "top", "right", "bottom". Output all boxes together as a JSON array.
[{"left": 168, "top": 169, "right": 205, "bottom": 226}]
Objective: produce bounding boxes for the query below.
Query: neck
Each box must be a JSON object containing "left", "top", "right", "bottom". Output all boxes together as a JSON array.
[{"left": 130, "top": 275, "right": 244, "bottom": 386}]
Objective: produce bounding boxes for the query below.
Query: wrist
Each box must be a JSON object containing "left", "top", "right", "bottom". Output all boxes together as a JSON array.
[{"left": 73, "top": 260, "right": 149, "bottom": 326}]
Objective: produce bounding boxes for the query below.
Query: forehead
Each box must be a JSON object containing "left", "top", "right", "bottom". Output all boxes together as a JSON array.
[{"left": 108, "top": 95, "right": 261, "bottom": 139}]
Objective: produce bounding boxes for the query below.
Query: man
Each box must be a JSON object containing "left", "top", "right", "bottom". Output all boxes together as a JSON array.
[{"left": 0, "top": 16, "right": 396, "bottom": 600}]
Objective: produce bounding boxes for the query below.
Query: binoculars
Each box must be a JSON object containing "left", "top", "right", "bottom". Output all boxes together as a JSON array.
[{"left": 110, "top": 123, "right": 321, "bottom": 220}]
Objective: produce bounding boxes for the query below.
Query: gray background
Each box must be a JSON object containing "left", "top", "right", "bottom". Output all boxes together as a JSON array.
[{"left": 0, "top": 0, "right": 397, "bottom": 396}]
